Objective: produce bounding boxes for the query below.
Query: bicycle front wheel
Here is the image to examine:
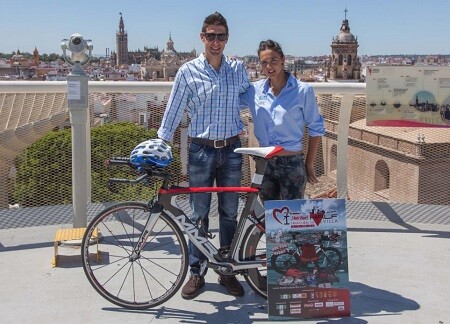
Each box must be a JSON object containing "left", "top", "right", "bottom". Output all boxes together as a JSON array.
[
  {"left": 271, "top": 252, "right": 300, "bottom": 275},
  {"left": 82, "top": 202, "right": 188, "bottom": 309}
]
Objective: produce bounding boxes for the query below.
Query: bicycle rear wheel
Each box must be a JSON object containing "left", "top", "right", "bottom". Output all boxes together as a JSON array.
[
  {"left": 241, "top": 214, "right": 267, "bottom": 299},
  {"left": 317, "top": 247, "right": 342, "bottom": 271},
  {"left": 82, "top": 202, "right": 188, "bottom": 309}
]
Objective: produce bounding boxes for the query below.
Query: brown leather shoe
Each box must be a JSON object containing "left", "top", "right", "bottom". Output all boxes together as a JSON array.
[
  {"left": 218, "top": 274, "right": 244, "bottom": 296},
  {"left": 181, "top": 275, "right": 205, "bottom": 299}
]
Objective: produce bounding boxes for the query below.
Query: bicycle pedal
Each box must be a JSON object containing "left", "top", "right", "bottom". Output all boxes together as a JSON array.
[
  {"left": 217, "top": 246, "right": 230, "bottom": 259},
  {"left": 211, "top": 264, "right": 233, "bottom": 275}
]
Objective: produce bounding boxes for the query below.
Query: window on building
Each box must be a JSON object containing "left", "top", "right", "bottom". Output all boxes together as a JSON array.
[
  {"left": 374, "top": 160, "right": 390, "bottom": 198},
  {"left": 347, "top": 55, "right": 352, "bottom": 65},
  {"left": 139, "top": 113, "right": 146, "bottom": 126},
  {"left": 338, "top": 54, "right": 343, "bottom": 65}
]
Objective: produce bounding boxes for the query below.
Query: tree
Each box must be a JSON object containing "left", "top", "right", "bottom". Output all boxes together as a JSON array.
[
  {"left": 14, "top": 129, "right": 72, "bottom": 207},
  {"left": 13, "top": 122, "right": 180, "bottom": 207},
  {"left": 46, "top": 53, "right": 61, "bottom": 62}
]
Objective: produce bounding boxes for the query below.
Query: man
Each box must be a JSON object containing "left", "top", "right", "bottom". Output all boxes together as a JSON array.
[{"left": 157, "top": 12, "right": 250, "bottom": 300}]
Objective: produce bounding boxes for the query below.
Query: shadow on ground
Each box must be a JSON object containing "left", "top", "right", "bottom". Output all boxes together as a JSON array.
[{"left": 97, "top": 281, "right": 419, "bottom": 323}]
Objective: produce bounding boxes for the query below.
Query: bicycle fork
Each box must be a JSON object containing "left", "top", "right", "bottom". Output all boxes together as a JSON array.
[{"left": 129, "top": 200, "right": 164, "bottom": 262}]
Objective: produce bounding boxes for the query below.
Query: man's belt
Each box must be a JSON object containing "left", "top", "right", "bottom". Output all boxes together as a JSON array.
[{"left": 191, "top": 135, "right": 239, "bottom": 148}]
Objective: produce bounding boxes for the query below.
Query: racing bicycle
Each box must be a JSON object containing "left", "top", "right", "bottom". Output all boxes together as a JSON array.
[
  {"left": 270, "top": 234, "right": 343, "bottom": 275},
  {"left": 81, "top": 145, "right": 283, "bottom": 309}
]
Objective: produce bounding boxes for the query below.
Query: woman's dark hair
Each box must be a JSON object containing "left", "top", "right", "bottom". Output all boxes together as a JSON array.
[
  {"left": 202, "top": 12, "right": 228, "bottom": 34},
  {"left": 257, "top": 39, "right": 284, "bottom": 58}
]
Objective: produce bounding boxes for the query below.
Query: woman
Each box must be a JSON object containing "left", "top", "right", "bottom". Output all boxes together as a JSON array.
[{"left": 241, "top": 39, "right": 325, "bottom": 201}]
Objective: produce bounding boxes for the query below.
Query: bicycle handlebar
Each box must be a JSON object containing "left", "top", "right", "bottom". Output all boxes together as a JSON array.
[
  {"left": 105, "top": 145, "right": 284, "bottom": 191},
  {"left": 109, "top": 173, "right": 149, "bottom": 185},
  {"left": 106, "top": 157, "right": 135, "bottom": 167},
  {"left": 106, "top": 157, "right": 171, "bottom": 191}
]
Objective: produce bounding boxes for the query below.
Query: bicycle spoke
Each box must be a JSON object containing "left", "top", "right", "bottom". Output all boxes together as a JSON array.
[
  {"left": 117, "top": 263, "right": 133, "bottom": 298},
  {"left": 101, "top": 221, "right": 133, "bottom": 255},
  {"left": 136, "top": 258, "right": 155, "bottom": 300},
  {"left": 138, "top": 221, "right": 170, "bottom": 252},
  {"left": 91, "top": 255, "right": 128, "bottom": 272},
  {"left": 102, "top": 257, "right": 133, "bottom": 287},
  {"left": 137, "top": 258, "right": 177, "bottom": 291},
  {"left": 139, "top": 254, "right": 183, "bottom": 277}
]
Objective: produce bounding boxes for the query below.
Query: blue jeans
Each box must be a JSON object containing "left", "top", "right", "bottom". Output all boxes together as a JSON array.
[{"left": 187, "top": 138, "right": 242, "bottom": 276}]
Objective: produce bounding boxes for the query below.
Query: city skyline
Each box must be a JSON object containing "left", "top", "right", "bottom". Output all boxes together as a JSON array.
[{"left": 1, "top": 0, "right": 450, "bottom": 58}]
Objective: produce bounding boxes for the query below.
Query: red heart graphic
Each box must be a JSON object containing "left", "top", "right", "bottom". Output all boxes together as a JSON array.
[
  {"left": 272, "top": 206, "right": 290, "bottom": 224},
  {"left": 310, "top": 211, "right": 324, "bottom": 226}
]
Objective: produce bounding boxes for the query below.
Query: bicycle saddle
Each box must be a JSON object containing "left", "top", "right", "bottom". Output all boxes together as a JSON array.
[{"left": 234, "top": 146, "right": 283, "bottom": 158}]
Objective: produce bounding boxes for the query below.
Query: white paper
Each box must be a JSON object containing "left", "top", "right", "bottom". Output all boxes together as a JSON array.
[{"left": 67, "top": 81, "right": 81, "bottom": 100}]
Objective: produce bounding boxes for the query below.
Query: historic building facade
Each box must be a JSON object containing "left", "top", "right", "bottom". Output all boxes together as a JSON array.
[
  {"left": 327, "top": 10, "right": 361, "bottom": 80},
  {"left": 115, "top": 13, "right": 129, "bottom": 67},
  {"left": 111, "top": 14, "right": 196, "bottom": 80},
  {"left": 141, "top": 34, "right": 196, "bottom": 81}
]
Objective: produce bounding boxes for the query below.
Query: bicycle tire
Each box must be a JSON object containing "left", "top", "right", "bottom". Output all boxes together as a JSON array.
[
  {"left": 316, "top": 247, "right": 342, "bottom": 271},
  {"left": 270, "top": 252, "right": 301, "bottom": 275},
  {"left": 81, "top": 202, "right": 188, "bottom": 309},
  {"left": 241, "top": 214, "right": 267, "bottom": 299}
]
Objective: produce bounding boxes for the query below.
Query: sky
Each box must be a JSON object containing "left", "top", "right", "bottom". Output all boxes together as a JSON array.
[{"left": 1, "top": 0, "right": 450, "bottom": 58}]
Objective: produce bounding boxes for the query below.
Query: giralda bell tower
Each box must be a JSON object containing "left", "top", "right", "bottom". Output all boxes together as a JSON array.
[{"left": 116, "top": 12, "right": 129, "bottom": 66}]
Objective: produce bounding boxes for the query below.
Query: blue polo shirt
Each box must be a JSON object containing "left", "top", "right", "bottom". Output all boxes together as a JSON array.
[{"left": 241, "top": 73, "right": 325, "bottom": 151}]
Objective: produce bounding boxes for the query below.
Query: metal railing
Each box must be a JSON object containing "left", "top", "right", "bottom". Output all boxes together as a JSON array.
[{"left": 1, "top": 80, "right": 449, "bottom": 226}]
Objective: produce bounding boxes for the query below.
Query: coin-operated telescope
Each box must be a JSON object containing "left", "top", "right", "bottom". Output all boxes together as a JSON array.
[
  {"left": 61, "top": 33, "right": 93, "bottom": 228},
  {"left": 61, "top": 33, "right": 93, "bottom": 66},
  {"left": 60, "top": 33, "right": 93, "bottom": 108}
]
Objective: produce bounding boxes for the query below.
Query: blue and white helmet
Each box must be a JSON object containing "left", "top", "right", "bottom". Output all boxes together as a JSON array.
[{"left": 130, "top": 139, "right": 173, "bottom": 168}]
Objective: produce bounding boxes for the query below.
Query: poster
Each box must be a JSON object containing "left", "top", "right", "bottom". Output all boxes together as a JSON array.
[
  {"left": 366, "top": 66, "right": 450, "bottom": 127},
  {"left": 265, "top": 198, "right": 350, "bottom": 320}
]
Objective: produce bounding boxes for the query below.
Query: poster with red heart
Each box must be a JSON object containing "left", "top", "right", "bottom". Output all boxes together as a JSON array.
[{"left": 265, "top": 198, "right": 350, "bottom": 320}]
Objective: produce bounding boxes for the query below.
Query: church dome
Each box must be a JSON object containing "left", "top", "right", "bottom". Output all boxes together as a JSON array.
[
  {"left": 334, "top": 19, "right": 357, "bottom": 43},
  {"left": 163, "top": 49, "right": 176, "bottom": 55},
  {"left": 336, "top": 32, "right": 356, "bottom": 43},
  {"left": 12, "top": 52, "right": 24, "bottom": 59}
]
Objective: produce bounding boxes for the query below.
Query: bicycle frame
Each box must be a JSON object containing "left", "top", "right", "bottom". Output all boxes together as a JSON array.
[
  {"left": 105, "top": 146, "right": 283, "bottom": 278},
  {"left": 135, "top": 153, "right": 271, "bottom": 274}
]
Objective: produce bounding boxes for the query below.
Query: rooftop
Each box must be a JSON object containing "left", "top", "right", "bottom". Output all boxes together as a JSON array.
[
  {"left": 0, "top": 80, "right": 449, "bottom": 323},
  {"left": 1, "top": 201, "right": 449, "bottom": 323}
]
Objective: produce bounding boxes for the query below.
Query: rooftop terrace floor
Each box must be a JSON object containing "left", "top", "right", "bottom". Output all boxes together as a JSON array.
[{"left": 0, "top": 201, "right": 449, "bottom": 323}]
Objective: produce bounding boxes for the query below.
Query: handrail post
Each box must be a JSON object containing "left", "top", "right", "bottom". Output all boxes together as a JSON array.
[{"left": 336, "top": 93, "right": 354, "bottom": 199}]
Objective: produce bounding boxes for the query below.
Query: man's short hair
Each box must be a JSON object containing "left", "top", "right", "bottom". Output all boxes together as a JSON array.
[{"left": 202, "top": 11, "right": 228, "bottom": 34}]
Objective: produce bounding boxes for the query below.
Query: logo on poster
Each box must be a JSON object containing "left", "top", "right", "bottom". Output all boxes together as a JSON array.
[
  {"left": 272, "top": 206, "right": 338, "bottom": 227},
  {"left": 272, "top": 207, "right": 291, "bottom": 225}
]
